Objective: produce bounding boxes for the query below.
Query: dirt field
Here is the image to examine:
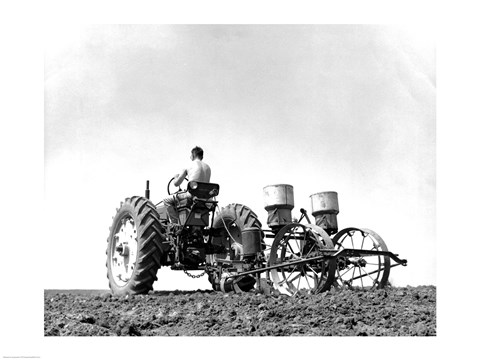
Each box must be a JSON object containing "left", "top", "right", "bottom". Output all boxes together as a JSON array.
[{"left": 44, "top": 286, "right": 436, "bottom": 336}]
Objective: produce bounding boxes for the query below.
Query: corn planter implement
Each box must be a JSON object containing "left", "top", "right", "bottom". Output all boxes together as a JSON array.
[{"left": 106, "top": 181, "right": 407, "bottom": 296}]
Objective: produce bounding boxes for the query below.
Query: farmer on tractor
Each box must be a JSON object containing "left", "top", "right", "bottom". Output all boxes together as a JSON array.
[
  {"left": 163, "top": 146, "right": 212, "bottom": 224},
  {"left": 106, "top": 144, "right": 408, "bottom": 297}
]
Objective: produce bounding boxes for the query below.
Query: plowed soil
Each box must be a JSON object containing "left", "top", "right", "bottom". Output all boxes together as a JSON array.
[{"left": 44, "top": 286, "right": 436, "bottom": 336}]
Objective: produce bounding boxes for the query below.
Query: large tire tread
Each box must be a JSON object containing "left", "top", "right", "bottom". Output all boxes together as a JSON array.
[
  {"left": 213, "top": 203, "right": 262, "bottom": 231},
  {"left": 209, "top": 203, "right": 263, "bottom": 292},
  {"left": 106, "top": 196, "right": 166, "bottom": 296}
]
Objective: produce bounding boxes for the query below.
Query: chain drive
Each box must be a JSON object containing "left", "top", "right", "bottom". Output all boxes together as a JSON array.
[{"left": 183, "top": 268, "right": 206, "bottom": 279}]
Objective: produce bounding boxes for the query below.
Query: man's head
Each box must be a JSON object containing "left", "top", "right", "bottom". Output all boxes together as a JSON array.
[{"left": 191, "top": 146, "right": 204, "bottom": 160}]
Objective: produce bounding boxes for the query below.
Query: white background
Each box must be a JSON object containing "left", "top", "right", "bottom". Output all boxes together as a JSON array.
[{"left": 1, "top": 0, "right": 479, "bottom": 359}]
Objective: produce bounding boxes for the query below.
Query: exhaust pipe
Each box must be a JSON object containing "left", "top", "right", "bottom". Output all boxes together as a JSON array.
[{"left": 145, "top": 180, "right": 150, "bottom": 199}]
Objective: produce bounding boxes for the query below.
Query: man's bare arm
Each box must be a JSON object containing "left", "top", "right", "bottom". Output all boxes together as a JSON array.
[{"left": 173, "top": 169, "right": 188, "bottom": 187}]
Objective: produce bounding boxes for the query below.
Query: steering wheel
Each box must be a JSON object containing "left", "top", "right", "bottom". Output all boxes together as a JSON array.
[{"left": 167, "top": 176, "right": 189, "bottom": 195}]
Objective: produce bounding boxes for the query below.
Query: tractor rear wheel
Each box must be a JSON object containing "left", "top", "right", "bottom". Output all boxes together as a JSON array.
[
  {"left": 106, "top": 196, "right": 166, "bottom": 296},
  {"left": 211, "top": 203, "right": 263, "bottom": 258},
  {"left": 209, "top": 203, "right": 264, "bottom": 291}
]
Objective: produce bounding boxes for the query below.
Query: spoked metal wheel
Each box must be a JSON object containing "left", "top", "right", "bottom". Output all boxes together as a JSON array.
[
  {"left": 269, "top": 223, "right": 336, "bottom": 296},
  {"left": 332, "top": 227, "right": 391, "bottom": 289},
  {"left": 110, "top": 216, "right": 138, "bottom": 286}
]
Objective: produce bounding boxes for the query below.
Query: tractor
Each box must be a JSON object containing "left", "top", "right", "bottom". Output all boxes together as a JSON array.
[{"left": 106, "top": 180, "right": 407, "bottom": 296}]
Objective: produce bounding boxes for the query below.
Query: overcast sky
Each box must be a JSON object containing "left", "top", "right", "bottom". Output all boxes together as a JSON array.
[{"left": 44, "top": 24, "right": 435, "bottom": 290}]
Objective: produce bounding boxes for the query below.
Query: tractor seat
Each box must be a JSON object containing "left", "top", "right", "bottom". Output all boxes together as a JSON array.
[
  {"left": 176, "top": 182, "right": 219, "bottom": 227},
  {"left": 187, "top": 181, "right": 220, "bottom": 200},
  {"left": 176, "top": 181, "right": 219, "bottom": 211}
]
